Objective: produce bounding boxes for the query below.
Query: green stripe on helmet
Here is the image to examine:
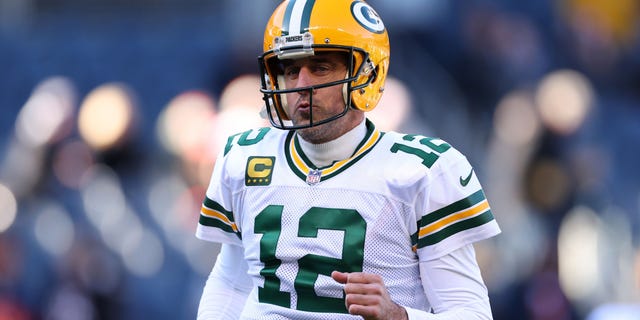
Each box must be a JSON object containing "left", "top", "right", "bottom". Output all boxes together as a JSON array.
[
  {"left": 281, "top": 0, "right": 317, "bottom": 36},
  {"left": 300, "top": 0, "right": 316, "bottom": 34}
]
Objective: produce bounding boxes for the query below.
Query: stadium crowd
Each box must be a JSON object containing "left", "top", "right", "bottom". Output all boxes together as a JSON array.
[{"left": 0, "top": 0, "right": 639, "bottom": 319}]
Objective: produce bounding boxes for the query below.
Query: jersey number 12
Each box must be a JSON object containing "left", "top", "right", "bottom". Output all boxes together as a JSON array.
[{"left": 255, "top": 205, "right": 366, "bottom": 313}]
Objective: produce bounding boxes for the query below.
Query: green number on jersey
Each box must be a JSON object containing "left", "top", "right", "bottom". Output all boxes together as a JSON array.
[
  {"left": 254, "top": 205, "right": 290, "bottom": 308},
  {"left": 254, "top": 205, "right": 366, "bottom": 313},
  {"left": 224, "top": 127, "right": 270, "bottom": 155},
  {"left": 390, "top": 134, "right": 451, "bottom": 168}
]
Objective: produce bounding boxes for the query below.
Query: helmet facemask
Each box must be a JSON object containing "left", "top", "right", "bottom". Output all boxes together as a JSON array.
[{"left": 259, "top": 45, "right": 376, "bottom": 130}]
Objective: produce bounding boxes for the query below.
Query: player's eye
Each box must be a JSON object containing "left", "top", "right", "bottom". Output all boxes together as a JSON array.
[
  {"left": 283, "top": 66, "right": 300, "bottom": 80},
  {"left": 311, "top": 64, "right": 331, "bottom": 75}
]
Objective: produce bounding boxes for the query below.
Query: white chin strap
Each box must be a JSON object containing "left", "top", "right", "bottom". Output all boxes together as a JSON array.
[
  {"left": 277, "top": 74, "right": 289, "bottom": 118},
  {"left": 342, "top": 73, "right": 349, "bottom": 107}
]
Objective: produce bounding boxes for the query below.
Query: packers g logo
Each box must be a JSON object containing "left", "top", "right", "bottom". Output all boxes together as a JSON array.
[
  {"left": 351, "top": 1, "right": 385, "bottom": 34},
  {"left": 245, "top": 156, "right": 275, "bottom": 186}
]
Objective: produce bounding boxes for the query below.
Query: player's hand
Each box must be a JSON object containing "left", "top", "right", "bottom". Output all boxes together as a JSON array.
[{"left": 331, "top": 271, "right": 408, "bottom": 320}]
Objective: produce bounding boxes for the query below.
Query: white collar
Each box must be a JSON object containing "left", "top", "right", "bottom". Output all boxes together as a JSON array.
[{"left": 296, "top": 119, "right": 367, "bottom": 167}]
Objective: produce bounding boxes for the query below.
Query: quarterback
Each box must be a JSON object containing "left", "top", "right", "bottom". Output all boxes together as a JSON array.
[{"left": 196, "top": 0, "right": 501, "bottom": 319}]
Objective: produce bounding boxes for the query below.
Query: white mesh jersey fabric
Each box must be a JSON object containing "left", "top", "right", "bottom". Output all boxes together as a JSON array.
[{"left": 196, "top": 122, "right": 500, "bottom": 319}]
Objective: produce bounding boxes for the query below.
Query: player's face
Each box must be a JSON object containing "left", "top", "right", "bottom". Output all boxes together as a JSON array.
[{"left": 281, "top": 52, "right": 363, "bottom": 143}]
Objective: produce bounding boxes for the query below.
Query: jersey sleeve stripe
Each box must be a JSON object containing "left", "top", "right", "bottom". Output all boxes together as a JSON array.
[
  {"left": 418, "top": 200, "right": 489, "bottom": 237},
  {"left": 415, "top": 189, "right": 496, "bottom": 248},
  {"left": 419, "top": 189, "right": 486, "bottom": 227},
  {"left": 200, "top": 206, "right": 238, "bottom": 231},
  {"left": 199, "top": 197, "right": 240, "bottom": 238},
  {"left": 418, "top": 210, "right": 494, "bottom": 247}
]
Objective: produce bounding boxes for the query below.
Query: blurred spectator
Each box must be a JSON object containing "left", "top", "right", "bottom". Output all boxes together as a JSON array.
[{"left": 0, "top": 0, "right": 639, "bottom": 319}]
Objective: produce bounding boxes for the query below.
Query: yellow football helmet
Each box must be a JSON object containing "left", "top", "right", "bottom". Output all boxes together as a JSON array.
[{"left": 258, "top": 0, "right": 390, "bottom": 129}]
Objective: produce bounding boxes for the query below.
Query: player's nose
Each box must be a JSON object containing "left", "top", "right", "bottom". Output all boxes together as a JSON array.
[{"left": 295, "top": 67, "right": 315, "bottom": 94}]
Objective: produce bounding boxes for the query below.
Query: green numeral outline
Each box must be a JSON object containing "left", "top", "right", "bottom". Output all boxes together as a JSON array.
[
  {"left": 224, "top": 127, "right": 271, "bottom": 155},
  {"left": 255, "top": 205, "right": 366, "bottom": 313},
  {"left": 255, "top": 205, "right": 290, "bottom": 307},
  {"left": 390, "top": 135, "right": 452, "bottom": 168}
]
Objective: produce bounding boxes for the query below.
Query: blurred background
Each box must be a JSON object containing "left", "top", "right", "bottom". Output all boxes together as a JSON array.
[{"left": 0, "top": 0, "right": 639, "bottom": 319}]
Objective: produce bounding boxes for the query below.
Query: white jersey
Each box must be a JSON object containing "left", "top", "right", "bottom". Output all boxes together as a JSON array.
[{"left": 196, "top": 120, "right": 500, "bottom": 319}]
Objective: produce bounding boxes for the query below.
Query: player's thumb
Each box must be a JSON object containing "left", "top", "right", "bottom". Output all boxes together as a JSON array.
[{"left": 331, "top": 271, "right": 349, "bottom": 284}]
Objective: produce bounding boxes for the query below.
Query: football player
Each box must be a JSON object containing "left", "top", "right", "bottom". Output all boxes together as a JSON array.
[{"left": 196, "top": 0, "right": 501, "bottom": 319}]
